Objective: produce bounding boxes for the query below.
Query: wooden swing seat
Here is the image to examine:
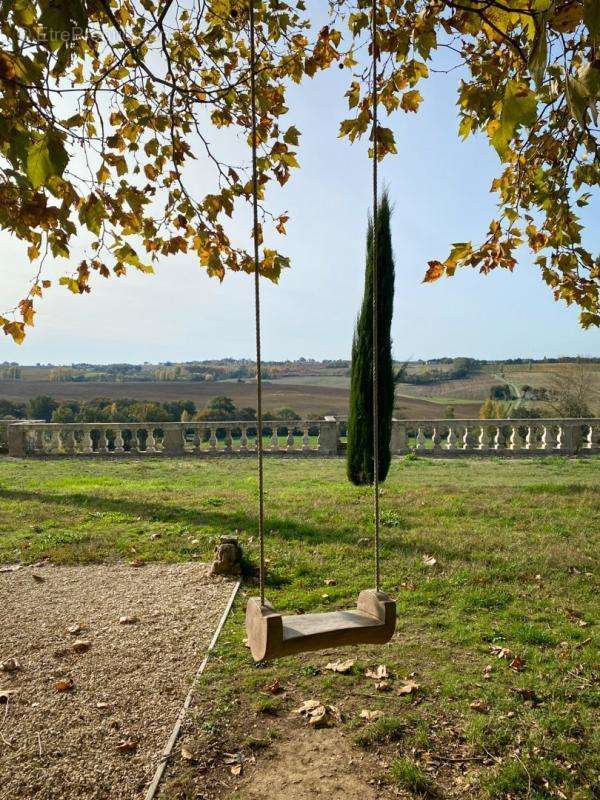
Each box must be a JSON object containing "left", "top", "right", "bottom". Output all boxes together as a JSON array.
[{"left": 245, "top": 589, "right": 396, "bottom": 661}]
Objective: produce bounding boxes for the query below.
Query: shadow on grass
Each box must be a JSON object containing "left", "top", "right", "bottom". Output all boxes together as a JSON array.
[{"left": 0, "top": 487, "right": 342, "bottom": 547}]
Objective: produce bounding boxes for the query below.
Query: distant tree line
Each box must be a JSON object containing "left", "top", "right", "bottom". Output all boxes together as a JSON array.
[
  {"left": 396, "top": 357, "right": 481, "bottom": 386},
  {"left": 0, "top": 395, "right": 313, "bottom": 426}
]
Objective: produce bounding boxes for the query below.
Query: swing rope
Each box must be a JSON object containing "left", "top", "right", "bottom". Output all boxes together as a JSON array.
[
  {"left": 249, "top": 0, "right": 382, "bottom": 604},
  {"left": 371, "top": 0, "right": 381, "bottom": 593},
  {"left": 249, "top": 0, "right": 266, "bottom": 606}
]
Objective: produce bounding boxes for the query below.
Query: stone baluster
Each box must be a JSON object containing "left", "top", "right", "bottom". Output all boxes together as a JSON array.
[
  {"left": 82, "top": 427, "right": 93, "bottom": 454},
  {"left": 191, "top": 427, "right": 201, "bottom": 453},
  {"left": 493, "top": 426, "right": 502, "bottom": 450},
  {"left": 224, "top": 425, "right": 233, "bottom": 452},
  {"left": 585, "top": 424, "right": 600, "bottom": 452},
  {"left": 431, "top": 426, "right": 441, "bottom": 454},
  {"left": 205, "top": 426, "right": 215, "bottom": 451},
  {"left": 146, "top": 427, "right": 156, "bottom": 453},
  {"left": 415, "top": 426, "right": 426, "bottom": 450},
  {"left": 461, "top": 425, "right": 470, "bottom": 450},
  {"left": 286, "top": 427, "right": 295, "bottom": 451},
  {"left": 50, "top": 429, "right": 62, "bottom": 454},
  {"left": 478, "top": 425, "right": 491, "bottom": 451},
  {"left": 97, "top": 429, "right": 108, "bottom": 454},
  {"left": 541, "top": 424, "right": 557, "bottom": 451},
  {"left": 302, "top": 422, "right": 311, "bottom": 451},
  {"left": 240, "top": 425, "right": 249, "bottom": 452},
  {"left": 270, "top": 426, "right": 279, "bottom": 450},
  {"left": 509, "top": 424, "right": 522, "bottom": 451},
  {"left": 114, "top": 428, "right": 125, "bottom": 454},
  {"left": 34, "top": 428, "right": 44, "bottom": 454},
  {"left": 62, "top": 429, "right": 75, "bottom": 455},
  {"left": 126, "top": 428, "right": 136, "bottom": 454},
  {"left": 446, "top": 425, "right": 457, "bottom": 451}
]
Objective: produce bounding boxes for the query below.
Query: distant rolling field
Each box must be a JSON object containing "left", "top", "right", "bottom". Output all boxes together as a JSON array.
[{"left": 0, "top": 379, "right": 482, "bottom": 419}]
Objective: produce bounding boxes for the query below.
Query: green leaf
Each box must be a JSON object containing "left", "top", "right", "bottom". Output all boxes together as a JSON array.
[
  {"left": 79, "top": 194, "right": 104, "bottom": 235},
  {"left": 566, "top": 73, "right": 590, "bottom": 125},
  {"left": 529, "top": 15, "right": 549, "bottom": 90},
  {"left": 491, "top": 81, "right": 538, "bottom": 156},
  {"left": 583, "top": 0, "right": 600, "bottom": 44},
  {"left": 26, "top": 132, "right": 68, "bottom": 189}
]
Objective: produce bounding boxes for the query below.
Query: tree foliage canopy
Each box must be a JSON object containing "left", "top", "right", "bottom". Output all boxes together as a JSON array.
[{"left": 1, "top": 0, "right": 599, "bottom": 343}]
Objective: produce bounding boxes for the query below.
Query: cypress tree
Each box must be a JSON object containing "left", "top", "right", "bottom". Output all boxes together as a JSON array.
[{"left": 346, "top": 190, "right": 395, "bottom": 486}]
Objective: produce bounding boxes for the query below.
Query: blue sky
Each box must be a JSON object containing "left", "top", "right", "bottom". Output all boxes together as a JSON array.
[{"left": 1, "top": 17, "right": 599, "bottom": 365}]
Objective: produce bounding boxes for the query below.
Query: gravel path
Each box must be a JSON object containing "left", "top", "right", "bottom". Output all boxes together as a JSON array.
[{"left": 0, "top": 563, "right": 235, "bottom": 800}]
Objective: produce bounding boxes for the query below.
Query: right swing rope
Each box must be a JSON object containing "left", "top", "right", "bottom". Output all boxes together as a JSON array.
[{"left": 371, "top": 0, "right": 382, "bottom": 593}]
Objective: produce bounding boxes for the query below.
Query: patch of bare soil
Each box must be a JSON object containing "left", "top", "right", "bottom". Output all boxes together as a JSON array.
[
  {"left": 0, "top": 563, "right": 235, "bottom": 800},
  {"left": 235, "top": 726, "right": 380, "bottom": 800}
]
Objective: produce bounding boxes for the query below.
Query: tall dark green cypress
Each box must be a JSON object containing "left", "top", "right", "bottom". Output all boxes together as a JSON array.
[{"left": 346, "top": 190, "right": 395, "bottom": 486}]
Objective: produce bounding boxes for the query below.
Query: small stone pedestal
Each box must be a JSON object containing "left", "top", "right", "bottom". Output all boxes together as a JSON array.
[{"left": 210, "top": 536, "right": 242, "bottom": 576}]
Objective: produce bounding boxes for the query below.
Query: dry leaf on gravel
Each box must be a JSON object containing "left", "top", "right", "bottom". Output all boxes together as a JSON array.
[
  {"left": 67, "top": 624, "right": 83, "bottom": 636},
  {"left": 71, "top": 640, "right": 91, "bottom": 654},
  {"left": 32, "top": 573, "right": 45, "bottom": 583},
  {"left": 365, "top": 664, "right": 388, "bottom": 680},
  {"left": 398, "top": 680, "right": 420, "bottom": 695},
  {"left": 116, "top": 739, "right": 137, "bottom": 754},
  {"left": 325, "top": 659, "right": 355, "bottom": 674},
  {"left": 181, "top": 738, "right": 200, "bottom": 762},
  {"left": 360, "top": 709, "right": 384, "bottom": 722},
  {"left": 0, "top": 657, "right": 21, "bottom": 672},
  {"left": 469, "top": 699, "right": 489, "bottom": 713},
  {"left": 422, "top": 555, "right": 437, "bottom": 567},
  {"left": 54, "top": 677, "right": 75, "bottom": 693},
  {"left": 0, "top": 565, "right": 21, "bottom": 573},
  {"left": 118, "top": 615, "right": 139, "bottom": 625}
]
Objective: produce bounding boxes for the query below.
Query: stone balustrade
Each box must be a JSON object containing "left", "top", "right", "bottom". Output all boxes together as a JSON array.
[{"left": 2, "top": 417, "right": 599, "bottom": 458}]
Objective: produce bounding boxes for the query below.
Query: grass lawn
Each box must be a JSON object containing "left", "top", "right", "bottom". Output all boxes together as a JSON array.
[{"left": 0, "top": 456, "right": 598, "bottom": 798}]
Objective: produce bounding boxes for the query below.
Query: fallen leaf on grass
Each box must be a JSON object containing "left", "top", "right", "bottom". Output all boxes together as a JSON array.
[
  {"left": 96, "top": 702, "right": 110, "bottom": 710},
  {"left": 512, "top": 688, "right": 540, "bottom": 705},
  {"left": 360, "top": 709, "right": 384, "bottom": 722},
  {"left": 71, "top": 640, "right": 91, "bottom": 654},
  {"left": 365, "top": 665, "right": 388, "bottom": 680},
  {"left": 295, "top": 699, "right": 338, "bottom": 728},
  {"left": 469, "top": 699, "right": 489, "bottom": 713},
  {"left": 325, "top": 659, "right": 355, "bottom": 674},
  {"left": 223, "top": 752, "right": 249, "bottom": 776},
  {"left": 116, "top": 739, "right": 137, "bottom": 754},
  {"left": 376, "top": 681, "right": 391, "bottom": 692},
  {"left": 422, "top": 555, "right": 437, "bottom": 567},
  {"left": 491, "top": 646, "right": 512, "bottom": 659},
  {"left": 0, "top": 658, "right": 21, "bottom": 672},
  {"left": 324, "top": 579, "right": 337, "bottom": 586},
  {"left": 119, "top": 615, "right": 139, "bottom": 625},
  {"left": 54, "top": 678, "right": 74, "bottom": 693},
  {"left": 508, "top": 656, "right": 524, "bottom": 672},
  {"left": 398, "top": 681, "right": 420, "bottom": 696},
  {"left": 483, "top": 665, "right": 493, "bottom": 680},
  {"left": 265, "top": 679, "right": 284, "bottom": 695}
]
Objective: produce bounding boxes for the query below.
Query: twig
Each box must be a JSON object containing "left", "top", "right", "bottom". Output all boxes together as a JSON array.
[{"left": 37, "top": 732, "right": 42, "bottom": 757}]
